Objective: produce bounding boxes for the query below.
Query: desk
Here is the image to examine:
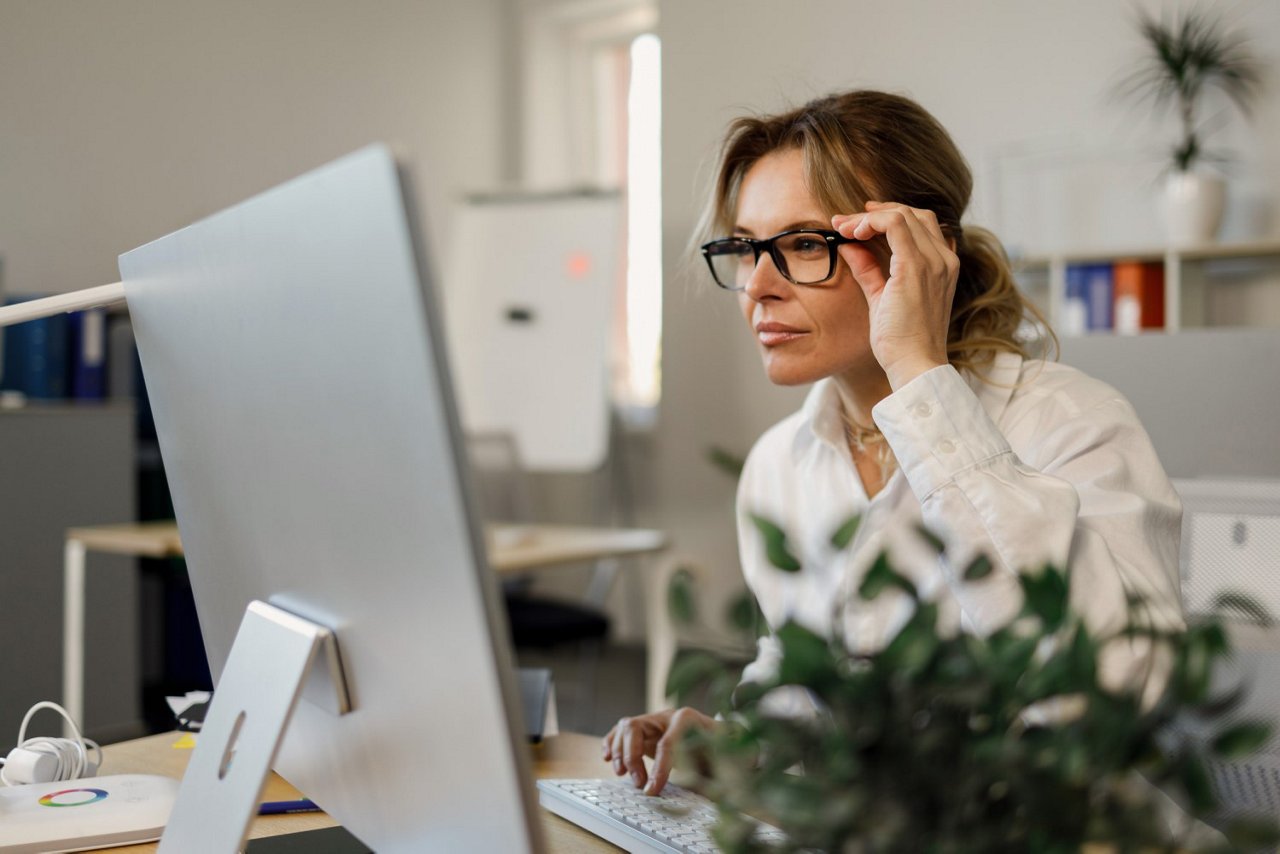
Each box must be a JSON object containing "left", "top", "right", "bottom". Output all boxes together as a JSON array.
[
  {"left": 62, "top": 522, "right": 677, "bottom": 737},
  {"left": 93, "top": 731, "right": 616, "bottom": 853}
]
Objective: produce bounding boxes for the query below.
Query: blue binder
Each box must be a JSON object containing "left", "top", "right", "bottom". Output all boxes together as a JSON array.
[
  {"left": 0, "top": 296, "right": 70, "bottom": 398},
  {"left": 70, "top": 309, "right": 108, "bottom": 399}
]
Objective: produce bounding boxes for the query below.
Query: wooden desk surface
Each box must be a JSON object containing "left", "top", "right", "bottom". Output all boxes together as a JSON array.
[
  {"left": 99, "top": 731, "right": 617, "bottom": 853},
  {"left": 67, "top": 521, "right": 668, "bottom": 573}
]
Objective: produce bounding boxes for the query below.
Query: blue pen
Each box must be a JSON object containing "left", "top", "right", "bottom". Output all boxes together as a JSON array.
[{"left": 258, "top": 798, "right": 321, "bottom": 815}]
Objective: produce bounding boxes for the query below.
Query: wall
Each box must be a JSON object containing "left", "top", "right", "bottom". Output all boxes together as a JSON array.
[
  {"left": 0, "top": 0, "right": 510, "bottom": 728},
  {"left": 0, "top": 408, "right": 136, "bottom": 741},
  {"left": 648, "top": 0, "right": 1280, "bottom": 648},
  {"left": 0, "top": 0, "right": 508, "bottom": 298}
]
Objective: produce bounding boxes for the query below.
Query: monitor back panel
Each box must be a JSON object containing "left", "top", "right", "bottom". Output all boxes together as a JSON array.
[{"left": 119, "top": 146, "right": 541, "bottom": 852}]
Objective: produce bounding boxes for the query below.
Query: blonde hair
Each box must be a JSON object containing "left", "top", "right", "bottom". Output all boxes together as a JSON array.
[{"left": 701, "top": 90, "right": 1056, "bottom": 375}]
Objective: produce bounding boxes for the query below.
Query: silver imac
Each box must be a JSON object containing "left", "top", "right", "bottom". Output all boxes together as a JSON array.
[{"left": 119, "top": 146, "right": 544, "bottom": 851}]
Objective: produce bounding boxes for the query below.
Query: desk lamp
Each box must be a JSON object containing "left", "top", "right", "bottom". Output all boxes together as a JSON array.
[{"left": 0, "top": 282, "right": 127, "bottom": 329}]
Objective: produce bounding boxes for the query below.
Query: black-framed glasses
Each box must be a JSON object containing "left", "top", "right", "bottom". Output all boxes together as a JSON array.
[{"left": 700, "top": 229, "right": 857, "bottom": 291}]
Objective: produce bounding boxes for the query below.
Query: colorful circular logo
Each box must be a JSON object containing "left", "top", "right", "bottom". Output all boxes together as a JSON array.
[{"left": 38, "top": 788, "right": 108, "bottom": 807}]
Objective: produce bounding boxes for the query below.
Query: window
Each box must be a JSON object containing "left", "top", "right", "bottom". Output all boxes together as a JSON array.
[{"left": 518, "top": 1, "right": 661, "bottom": 421}]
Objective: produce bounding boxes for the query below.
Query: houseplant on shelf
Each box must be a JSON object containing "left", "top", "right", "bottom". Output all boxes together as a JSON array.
[{"left": 1121, "top": 7, "right": 1262, "bottom": 246}]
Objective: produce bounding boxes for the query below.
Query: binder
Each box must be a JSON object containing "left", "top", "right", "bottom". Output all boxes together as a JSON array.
[
  {"left": 0, "top": 301, "right": 27, "bottom": 392},
  {"left": 0, "top": 297, "right": 69, "bottom": 398},
  {"left": 70, "top": 308, "right": 107, "bottom": 399},
  {"left": 1113, "top": 260, "right": 1165, "bottom": 334},
  {"left": 1084, "top": 263, "right": 1113, "bottom": 331},
  {"left": 70, "top": 308, "right": 108, "bottom": 399},
  {"left": 1063, "top": 265, "right": 1089, "bottom": 336}
]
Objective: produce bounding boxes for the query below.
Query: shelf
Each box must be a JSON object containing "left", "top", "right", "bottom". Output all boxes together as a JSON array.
[
  {"left": 1014, "top": 238, "right": 1280, "bottom": 269},
  {"left": 1011, "top": 238, "right": 1280, "bottom": 334}
]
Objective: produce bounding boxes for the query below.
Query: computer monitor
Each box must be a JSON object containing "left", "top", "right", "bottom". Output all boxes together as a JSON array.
[{"left": 118, "top": 146, "right": 544, "bottom": 851}]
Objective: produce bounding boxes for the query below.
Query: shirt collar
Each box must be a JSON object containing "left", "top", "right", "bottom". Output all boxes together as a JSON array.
[{"left": 801, "top": 378, "right": 847, "bottom": 452}]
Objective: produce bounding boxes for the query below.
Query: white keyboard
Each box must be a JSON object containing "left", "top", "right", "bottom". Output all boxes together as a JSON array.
[{"left": 537, "top": 777, "right": 786, "bottom": 853}]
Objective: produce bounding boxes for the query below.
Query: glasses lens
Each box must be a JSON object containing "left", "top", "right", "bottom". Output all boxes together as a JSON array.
[
  {"left": 776, "top": 232, "right": 834, "bottom": 285},
  {"left": 705, "top": 240, "right": 755, "bottom": 289}
]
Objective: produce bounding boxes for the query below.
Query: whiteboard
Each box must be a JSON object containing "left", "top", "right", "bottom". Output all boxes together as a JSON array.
[{"left": 444, "top": 192, "right": 621, "bottom": 471}]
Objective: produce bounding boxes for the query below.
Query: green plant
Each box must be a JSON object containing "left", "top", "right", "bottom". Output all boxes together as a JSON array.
[
  {"left": 668, "top": 522, "right": 1279, "bottom": 853},
  {"left": 1121, "top": 7, "right": 1262, "bottom": 172}
]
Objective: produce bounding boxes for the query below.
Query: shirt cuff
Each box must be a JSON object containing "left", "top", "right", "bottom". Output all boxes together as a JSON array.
[{"left": 872, "top": 364, "right": 1012, "bottom": 500}]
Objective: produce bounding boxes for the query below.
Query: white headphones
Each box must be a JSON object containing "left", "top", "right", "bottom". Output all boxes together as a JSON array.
[{"left": 0, "top": 701, "right": 102, "bottom": 786}]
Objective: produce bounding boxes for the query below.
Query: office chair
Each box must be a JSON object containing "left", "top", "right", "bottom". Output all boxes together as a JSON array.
[{"left": 465, "top": 431, "right": 612, "bottom": 730}]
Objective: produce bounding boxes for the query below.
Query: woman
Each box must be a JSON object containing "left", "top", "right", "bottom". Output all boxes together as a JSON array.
[{"left": 604, "top": 90, "right": 1183, "bottom": 795}]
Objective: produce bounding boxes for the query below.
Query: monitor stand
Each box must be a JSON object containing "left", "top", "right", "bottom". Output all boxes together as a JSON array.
[
  {"left": 158, "top": 600, "right": 352, "bottom": 853},
  {"left": 245, "top": 826, "right": 373, "bottom": 853}
]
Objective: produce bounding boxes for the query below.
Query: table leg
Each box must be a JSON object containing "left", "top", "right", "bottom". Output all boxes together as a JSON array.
[
  {"left": 63, "top": 538, "right": 86, "bottom": 738},
  {"left": 645, "top": 558, "right": 679, "bottom": 713}
]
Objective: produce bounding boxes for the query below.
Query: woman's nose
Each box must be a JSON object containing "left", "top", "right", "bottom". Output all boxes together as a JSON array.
[{"left": 742, "top": 251, "right": 789, "bottom": 300}]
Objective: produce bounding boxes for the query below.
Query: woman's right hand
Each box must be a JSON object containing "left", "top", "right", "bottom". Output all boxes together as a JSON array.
[{"left": 601, "top": 707, "right": 717, "bottom": 795}]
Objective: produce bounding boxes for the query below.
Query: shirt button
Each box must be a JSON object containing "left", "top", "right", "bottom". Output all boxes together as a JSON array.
[
  {"left": 913, "top": 402, "right": 932, "bottom": 418},
  {"left": 938, "top": 439, "right": 956, "bottom": 454}
]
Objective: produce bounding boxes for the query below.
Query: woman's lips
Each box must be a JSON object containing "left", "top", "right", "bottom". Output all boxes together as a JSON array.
[{"left": 756, "top": 322, "right": 808, "bottom": 347}]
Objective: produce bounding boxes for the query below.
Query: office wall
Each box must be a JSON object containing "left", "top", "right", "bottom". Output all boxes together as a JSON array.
[
  {"left": 0, "top": 0, "right": 509, "bottom": 298},
  {"left": 646, "top": 0, "right": 1280, "bottom": 647},
  {"left": 0, "top": 408, "right": 136, "bottom": 741},
  {"left": 0, "top": 0, "right": 511, "bottom": 725}
]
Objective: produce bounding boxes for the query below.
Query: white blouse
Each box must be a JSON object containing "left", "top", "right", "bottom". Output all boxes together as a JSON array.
[{"left": 735, "top": 351, "right": 1184, "bottom": 697}]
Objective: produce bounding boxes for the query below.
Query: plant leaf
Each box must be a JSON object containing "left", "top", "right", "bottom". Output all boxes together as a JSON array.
[
  {"left": 1192, "top": 682, "right": 1248, "bottom": 720},
  {"left": 830, "top": 514, "right": 862, "bottom": 550},
  {"left": 667, "top": 567, "right": 697, "bottom": 625},
  {"left": 858, "top": 552, "right": 917, "bottom": 601},
  {"left": 1179, "top": 753, "right": 1217, "bottom": 815},
  {"left": 1213, "top": 591, "right": 1273, "bottom": 626},
  {"left": 665, "top": 650, "right": 725, "bottom": 705},
  {"left": 776, "top": 621, "right": 836, "bottom": 687},
  {"left": 1177, "top": 625, "right": 1216, "bottom": 703},
  {"left": 962, "top": 554, "right": 994, "bottom": 582},
  {"left": 750, "top": 514, "right": 802, "bottom": 573},
  {"left": 881, "top": 604, "right": 939, "bottom": 677},
  {"left": 914, "top": 523, "right": 946, "bottom": 554},
  {"left": 706, "top": 446, "right": 745, "bottom": 479},
  {"left": 1020, "top": 567, "right": 1070, "bottom": 631},
  {"left": 1068, "top": 624, "right": 1097, "bottom": 688},
  {"left": 726, "top": 590, "right": 764, "bottom": 638},
  {"left": 1212, "top": 722, "right": 1271, "bottom": 760}
]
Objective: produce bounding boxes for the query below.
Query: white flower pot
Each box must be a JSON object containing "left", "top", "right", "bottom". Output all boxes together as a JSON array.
[{"left": 1159, "top": 170, "right": 1226, "bottom": 247}]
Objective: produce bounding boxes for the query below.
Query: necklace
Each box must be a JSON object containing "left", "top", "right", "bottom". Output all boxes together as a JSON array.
[{"left": 841, "top": 411, "right": 897, "bottom": 486}]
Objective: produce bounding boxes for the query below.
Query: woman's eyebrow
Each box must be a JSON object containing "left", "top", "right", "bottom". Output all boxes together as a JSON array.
[{"left": 732, "top": 220, "right": 830, "bottom": 237}]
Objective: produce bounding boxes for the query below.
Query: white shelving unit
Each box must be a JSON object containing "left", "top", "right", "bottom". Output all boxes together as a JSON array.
[{"left": 1013, "top": 238, "right": 1280, "bottom": 332}]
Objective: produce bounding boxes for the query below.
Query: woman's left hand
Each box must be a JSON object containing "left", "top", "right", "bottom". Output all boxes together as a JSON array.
[{"left": 833, "top": 202, "right": 959, "bottom": 390}]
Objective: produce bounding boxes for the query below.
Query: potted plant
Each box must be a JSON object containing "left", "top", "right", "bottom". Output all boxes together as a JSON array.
[
  {"left": 1121, "top": 7, "right": 1262, "bottom": 246},
  {"left": 667, "top": 520, "right": 1280, "bottom": 852}
]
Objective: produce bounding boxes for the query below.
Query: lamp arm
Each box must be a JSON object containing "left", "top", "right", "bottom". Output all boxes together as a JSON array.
[{"left": 0, "top": 283, "right": 127, "bottom": 328}]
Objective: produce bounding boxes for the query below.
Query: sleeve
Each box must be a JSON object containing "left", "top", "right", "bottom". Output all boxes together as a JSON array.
[
  {"left": 872, "top": 365, "right": 1183, "bottom": 690},
  {"left": 732, "top": 435, "right": 788, "bottom": 635}
]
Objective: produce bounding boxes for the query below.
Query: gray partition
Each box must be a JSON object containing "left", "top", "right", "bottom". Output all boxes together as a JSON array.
[
  {"left": 0, "top": 404, "right": 138, "bottom": 742},
  {"left": 1058, "top": 329, "right": 1280, "bottom": 479}
]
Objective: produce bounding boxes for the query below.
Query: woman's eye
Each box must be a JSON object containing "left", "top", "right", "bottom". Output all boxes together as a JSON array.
[{"left": 788, "top": 237, "right": 824, "bottom": 255}]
